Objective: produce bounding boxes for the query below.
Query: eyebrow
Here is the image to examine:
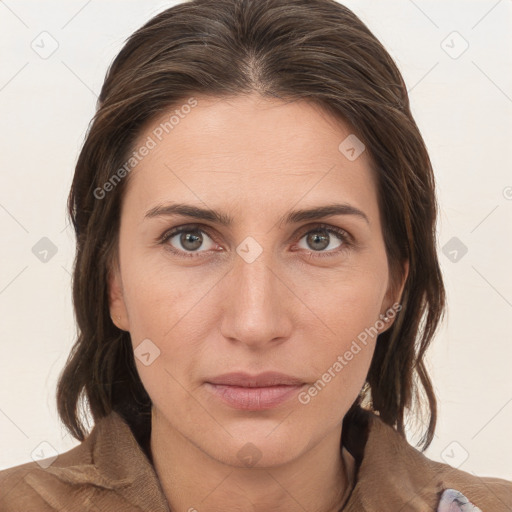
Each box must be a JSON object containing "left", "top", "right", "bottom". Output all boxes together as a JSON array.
[{"left": 144, "top": 202, "right": 370, "bottom": 226}]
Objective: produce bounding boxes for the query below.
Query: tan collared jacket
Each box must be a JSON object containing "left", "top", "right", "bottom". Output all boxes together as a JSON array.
[{"left": 1, "top": 407, "right": 511, "bottom": 511}]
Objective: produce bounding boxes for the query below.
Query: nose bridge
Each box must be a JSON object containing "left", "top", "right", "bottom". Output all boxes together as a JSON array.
[
  {"left": 236, "top": 251, "right": 272, "bottom": 308},
  {"left": 220, "top": 245, "right": 291, "bottom": 346}
]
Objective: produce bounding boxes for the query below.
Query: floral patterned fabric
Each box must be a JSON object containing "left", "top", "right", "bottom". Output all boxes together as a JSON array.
[{"left": 438, "top": 489, "right": 483, "bottom": 512}]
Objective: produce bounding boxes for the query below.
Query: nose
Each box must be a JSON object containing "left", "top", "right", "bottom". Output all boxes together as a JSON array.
[{"left": 219, "top": 248, "right": 293, "bottom": 349}]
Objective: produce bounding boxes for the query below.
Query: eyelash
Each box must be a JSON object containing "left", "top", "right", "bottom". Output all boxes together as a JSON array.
[{"left": 158, "top": 223, "right": 354, "bottom": 260}]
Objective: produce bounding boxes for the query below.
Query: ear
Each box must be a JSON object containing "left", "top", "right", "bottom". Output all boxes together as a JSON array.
[
  {"left": 108, "top": 261, "right": 130, "bottom": 332},
  {"left": 379, "top": 259, "right": 409, "bottom": 332}
]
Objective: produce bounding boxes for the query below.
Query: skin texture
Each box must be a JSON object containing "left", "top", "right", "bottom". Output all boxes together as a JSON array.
[{"left": 108, "top": 93, "right": 408, "bottom": 512}]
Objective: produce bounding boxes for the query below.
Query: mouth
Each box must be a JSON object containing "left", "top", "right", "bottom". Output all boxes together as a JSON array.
[{"left": 204, "top": 371, "right": 306, "bottom": 410}]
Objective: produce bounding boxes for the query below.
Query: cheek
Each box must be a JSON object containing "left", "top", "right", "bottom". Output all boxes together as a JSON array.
[
  {"left": 120, "top": 251, "right": 200, "bottom": 337},
  {"left": 298, "top": 302, "right": 379, "bottom": 417},
  {"left": 293, "top": 267, "right": 386, "bottom": 406},
  {"left": 120, "top": 257, "right": 214, "bottom": 392},
  {"left": 295, "top": 262, "right": 387, "bottom": 338}
]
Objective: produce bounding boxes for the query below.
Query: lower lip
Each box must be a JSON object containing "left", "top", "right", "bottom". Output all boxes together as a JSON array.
[{"left": 205, "top": 383, "right": 304, "bottom": 410}]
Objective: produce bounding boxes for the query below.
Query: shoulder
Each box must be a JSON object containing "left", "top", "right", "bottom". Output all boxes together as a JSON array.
[
  {"left": 343, "top": 407, "right": 512, "bottom": 512},
  {"left": 0, "top": 412, "right": 168, "bottom": 512},
  {"left": 0, "top": 414, "right": 121, "bottom": 511},
  {"left": 0, "top": 438, "right": 96, "bottom": 511},
  {"left": 422, "top": 457, "right": 512, "bottom": 512}
]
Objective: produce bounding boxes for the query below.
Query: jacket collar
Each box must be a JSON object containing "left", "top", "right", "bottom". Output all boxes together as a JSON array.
[
  {"left": 342, "top": 408, "right": 511, "bottom": 511},
  {"left": 39, "top": 412, "right": 170, "bottom": 511},
  {"left": 342, "top": 407, "right": 443, "bottom": 510}
]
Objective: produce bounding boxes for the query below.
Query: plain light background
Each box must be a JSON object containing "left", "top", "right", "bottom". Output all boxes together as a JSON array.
[{"left": 1, "top": 0, "right": 511, "bottom": 480}]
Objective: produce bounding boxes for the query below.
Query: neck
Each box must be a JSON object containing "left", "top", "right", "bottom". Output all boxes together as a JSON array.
[{"left": 149, "top": 408, "right": 355, "bottom": 512}]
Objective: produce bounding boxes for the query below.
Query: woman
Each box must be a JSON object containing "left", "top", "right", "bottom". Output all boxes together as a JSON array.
[{"left": 1, "top": 0, "right": 510, "bottom": 510}]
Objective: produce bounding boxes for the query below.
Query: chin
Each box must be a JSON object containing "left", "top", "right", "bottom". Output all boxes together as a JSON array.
[{"left": 198, "top": 422, "right": 309, "bottom": 468}]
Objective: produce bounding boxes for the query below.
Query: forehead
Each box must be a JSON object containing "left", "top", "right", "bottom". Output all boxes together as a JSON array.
[{"left": 122, "top": 94, "right": 379, "bottom": 223}]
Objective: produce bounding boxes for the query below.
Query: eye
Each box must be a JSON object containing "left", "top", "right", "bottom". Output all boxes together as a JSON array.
[
  {"left": 295, "top": 224, "right": 351, "bottom": 257},
  {"left": 160, "top": 225, "right": 217, "bottom": 258}
]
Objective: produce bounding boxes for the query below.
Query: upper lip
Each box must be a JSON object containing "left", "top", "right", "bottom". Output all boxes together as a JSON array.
[{"left": 206, "top": 371, "right": 304, "bottom": 387}]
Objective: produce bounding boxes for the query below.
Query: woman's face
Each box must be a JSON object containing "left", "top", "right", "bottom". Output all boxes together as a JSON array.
[{"left": 109, "top": 93, "right": 407, "bottom": 467}]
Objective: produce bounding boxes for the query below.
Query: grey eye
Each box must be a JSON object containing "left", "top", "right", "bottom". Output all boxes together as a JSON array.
[
  {"left": 298, "top": 229, "right": 343, "bottom": 252},
  {"left": 168, "top": 229, "right": 215, "bottom": 252}
]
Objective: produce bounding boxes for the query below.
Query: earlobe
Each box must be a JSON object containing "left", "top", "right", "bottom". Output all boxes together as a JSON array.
[{"left": 107, "top": 264, "right": 130, "bottom": 331}]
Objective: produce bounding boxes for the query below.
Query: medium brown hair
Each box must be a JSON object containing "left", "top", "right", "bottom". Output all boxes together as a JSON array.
[{"left": 57, "top": 0, "right": 446, "bottom": 450}]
